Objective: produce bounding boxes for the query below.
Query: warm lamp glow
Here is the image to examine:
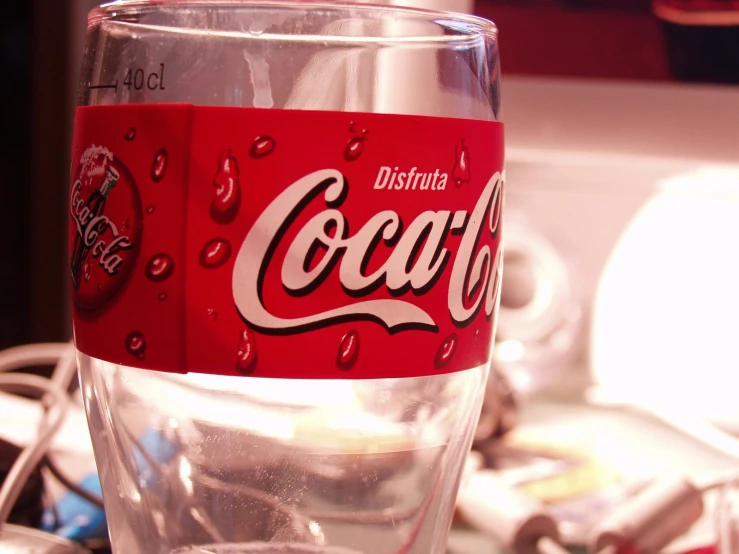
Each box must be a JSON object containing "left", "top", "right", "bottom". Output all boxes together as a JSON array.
[{"left": 591, "top": 166, "right": 739, "bottom": 426}]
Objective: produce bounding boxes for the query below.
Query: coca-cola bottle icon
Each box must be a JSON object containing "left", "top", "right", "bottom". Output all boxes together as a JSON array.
[{"left": 70, "top": 166, "right": 120, "bottom": 290}]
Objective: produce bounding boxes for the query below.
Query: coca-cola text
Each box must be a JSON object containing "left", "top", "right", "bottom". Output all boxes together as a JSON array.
[{"left": 232, "top": 169, "right": 503, "bottom": 334}]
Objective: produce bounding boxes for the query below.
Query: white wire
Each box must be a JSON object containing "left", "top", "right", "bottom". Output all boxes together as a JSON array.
[
  {"left": 0, "top": 341, "right": 78, "bottom": 433},
  {"left": 41, "top": 343, "right": 78, "bottom": 420},
  {"left": 50, "top": 343, "right": 78, "bottom": 391},
  {"left": 0, "top": 343, "right": 71, "bottom": 374},
  {"left": 0, "top": 372, "right": 69, "bottom": 525}
]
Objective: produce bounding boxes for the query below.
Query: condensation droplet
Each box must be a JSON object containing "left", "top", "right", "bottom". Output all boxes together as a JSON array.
[
  {"left": 337, "top": 329, "right": 360, "bottom": 370},
  {"left": 151, "top": 148, "right": 168, "bottom": 182},
  {"left": 125, "top": 330, "right": 146, "bottom": 361},
  {"left": 236, "top": 328, "right": 257, "bottom": 374},
  {"left": 145, "top": 253, "right": 175, "bottom": 282},
  {"left": 434, "top": 334, "right": 458, "bottom": 369},
  {"left": 199, "top": 238, "right": 232, "bottom": 269},
  {"left": 344, "top": 130, "right": 368, "bottom": 162},
  {"left": 249, "top": 136, "right": 276, "bottom": 159},
  {"left": 210, "top": 150, "right": 241, "bottom": 224}
]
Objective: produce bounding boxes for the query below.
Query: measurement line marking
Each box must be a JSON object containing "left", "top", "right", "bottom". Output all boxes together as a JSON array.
[{"left": 87, "top": 80, "right": 119, "bottom": 92}]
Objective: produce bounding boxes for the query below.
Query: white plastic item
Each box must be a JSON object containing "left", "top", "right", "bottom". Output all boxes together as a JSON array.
[{"left": 591, "top": 166, "right": 739, "bottom": 428}]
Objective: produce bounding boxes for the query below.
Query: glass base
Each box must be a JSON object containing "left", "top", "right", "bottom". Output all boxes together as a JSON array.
[{"left": 78, "top": 355, "right": 487, "bottom": 554}]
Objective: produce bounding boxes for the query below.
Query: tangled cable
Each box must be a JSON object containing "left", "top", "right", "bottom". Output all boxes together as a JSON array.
[{"left": 0, "top": 342, "right": 97, "bottom": 526}]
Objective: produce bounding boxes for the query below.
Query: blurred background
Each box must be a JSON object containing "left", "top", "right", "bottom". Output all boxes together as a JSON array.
[
  {"left": 6, "top": 0, "right": 739, "bottom": 414},
  {"left": 3, "top": 0, "right": 738, "bottom": 349}
]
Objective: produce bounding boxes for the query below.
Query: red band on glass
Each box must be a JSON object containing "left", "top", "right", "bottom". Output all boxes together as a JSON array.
[{"left": 69, "top": 104, "right": 504, "bottom": 379}]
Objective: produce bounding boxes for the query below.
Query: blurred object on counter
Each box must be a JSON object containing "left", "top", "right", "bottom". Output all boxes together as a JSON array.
[
  {"left": 475, "top": 369, "right": 518, "bottom": 442},
  {"left": 473, "top": 217, "right": 584, "bottom": 443},
  {"left": 467, "top": 420, "right": 651, "bottom": 546},
  {"left": 463, "top": 401, "right": 739, "bottom": 553},
  {"left": 653, "top": 0, "right": 739, "bottom": 83},
  {"left": 493, "top": 218, "right": 584, "bottom": 398},
  {"left": 591, "top": 167, "right": 739, "bottom": 440}
]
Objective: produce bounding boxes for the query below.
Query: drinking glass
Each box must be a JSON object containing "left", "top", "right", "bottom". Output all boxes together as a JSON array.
[{"left": 69, "top": 2, "right": 503, "bottom": 553}]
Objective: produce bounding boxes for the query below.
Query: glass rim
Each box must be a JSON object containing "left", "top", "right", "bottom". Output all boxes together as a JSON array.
[{"left": 91, "top": 0, "right": 498, "bottom": 43}]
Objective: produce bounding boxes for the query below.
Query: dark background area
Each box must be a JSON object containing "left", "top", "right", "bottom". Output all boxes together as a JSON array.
[
  {"left": 2, "top": 0, "right": 75, "bottom": 350},
  {"left": 1, "top": 0, "right": 737, "bottom": 351},
  {"left": 1, "top": 2, "right": 33, "bottom": 350}
]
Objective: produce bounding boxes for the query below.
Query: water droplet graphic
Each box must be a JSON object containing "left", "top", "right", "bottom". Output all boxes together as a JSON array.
[
  {"left": 151, "top": 148, "right": 168, "bottom": 182},
  {"left": 249, "top": 136, "right": 275, "bottom": 158},
  {"left": 344, "top": 129, "right": 368, "bottom": 162},
  {"left": 337, "top": 330, "right": 360, "bottom": 370},
  {"left": 434, "top": 334, "right": 458, "bottom": 369},
  {"left": 210, "top": 150, "right": 241, "bottom": 224},
  {"left": 146, "top": 205, "right": 156, "bottom": 215},
  {"left": 145, "top": 253, "right": 175, "bottom": 282},
  {"left": 452, "top": 139, "right": 471, "bottom": 187},
  {"left": 236, "top": 328, "right": 257, "bottom": 374},
  {"left": 124, "top": 127, "right": 137, "bottom": 141},
  {"left": 126, "top": 330, "right": 146, "bottom": 360},
  {"left": 199, "top": 238, "right": 232, "bottom": 269},
  {"left": 158, "top": 292, "right": 168, "bottom": 301},
  {"left": 207, "top": 308, "right": 218, "bottom": 320}
]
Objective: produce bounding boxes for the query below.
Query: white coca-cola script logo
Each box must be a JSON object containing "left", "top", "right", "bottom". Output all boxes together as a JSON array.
[
  {"left": 70, "top": 181, "right": 134, "bottom": 276},
  {"left": 233, "top": 169, "right": 503, "bottom": 334}
]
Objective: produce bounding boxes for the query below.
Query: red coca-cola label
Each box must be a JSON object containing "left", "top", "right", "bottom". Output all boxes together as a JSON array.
[{"left": 69, "top": 105, "right": 504, "bottom": 380}]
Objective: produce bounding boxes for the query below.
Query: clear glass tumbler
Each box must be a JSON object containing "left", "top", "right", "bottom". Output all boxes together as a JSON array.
[{"left": 69, "top": 2, "right": 503, "bottom": 553}]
